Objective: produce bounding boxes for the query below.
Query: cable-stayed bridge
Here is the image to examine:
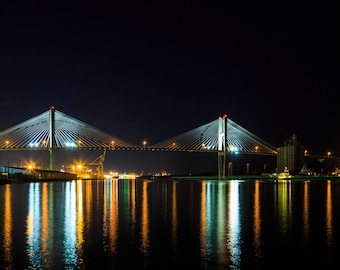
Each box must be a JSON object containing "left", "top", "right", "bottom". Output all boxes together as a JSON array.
[{"left": 0, "top": 106, "right": 277, "bottom": 177}]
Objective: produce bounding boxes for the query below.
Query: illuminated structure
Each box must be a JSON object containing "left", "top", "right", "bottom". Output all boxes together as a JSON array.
[
  {"left": 276, "top": 134, "right": 305, "bottom": 175},
  {"left": 0, "top": 107, "right": 278, "bottom": 178},
  {"left": 147, "top": 114, "right": 278, "bottom": 178},
  {"left": 87, "top": 149, "right": 106, "bottom": 179},
  {"left": 0, "top": 106, "right": 136, "bottom": 172}
]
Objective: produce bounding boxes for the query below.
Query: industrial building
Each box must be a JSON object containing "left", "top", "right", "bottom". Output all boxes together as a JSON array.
[{"left": 277, "top": 134, "right": 305, "bottom": 175}]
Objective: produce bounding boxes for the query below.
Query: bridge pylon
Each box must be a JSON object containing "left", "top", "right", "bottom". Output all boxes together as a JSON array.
[
  {"left": 218, "top": 115, "right": 228, "bottom": 179},
  {"left": 49, "top": 106, "right": 56, "bottom": 170}
]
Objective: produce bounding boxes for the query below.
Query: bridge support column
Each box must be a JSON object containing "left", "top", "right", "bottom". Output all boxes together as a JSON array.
[
  {"left": 218, "top": 115, "right": 227, "bottom": 179},
  {"left": 49, "top": 106, "right": 56, "bottom": 171},
  {"left": 218, "top": 151, "right": 226, "bottom": 178}
]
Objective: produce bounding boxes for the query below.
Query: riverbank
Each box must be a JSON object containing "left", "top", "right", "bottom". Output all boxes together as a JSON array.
[
  {"left": 1, "top": 167, "right": 77, "bottom": 183},
  {"left": 169, "top": 174, "right": 340, "bottom": 181}
]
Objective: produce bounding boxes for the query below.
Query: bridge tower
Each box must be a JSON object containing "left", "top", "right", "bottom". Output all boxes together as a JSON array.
[
  {"left": 218, "top": 115, "right": 227, "bottom": 178},
  {"left": 49, "top": 106, "right": 56, "bottom": 170}
]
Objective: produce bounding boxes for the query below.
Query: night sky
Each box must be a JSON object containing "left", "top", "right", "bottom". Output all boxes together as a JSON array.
[{"left": 0, "top": 2, "right": 338, "bottom": 174}]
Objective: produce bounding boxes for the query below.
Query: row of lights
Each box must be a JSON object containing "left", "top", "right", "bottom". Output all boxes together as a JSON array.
[
  {"left": 305, "top": 150, "right": 332, "bottom": 158},
  {"left": 1, "top": 140, "right": 336, "bottom": 157},
  {"left": 2, "top": 139, "right": 118, "bottom": 148}
]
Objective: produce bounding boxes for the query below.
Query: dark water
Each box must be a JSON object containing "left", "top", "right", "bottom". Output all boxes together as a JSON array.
[{"left": 1, "top": 178, "right": 340, "bottom": 269}]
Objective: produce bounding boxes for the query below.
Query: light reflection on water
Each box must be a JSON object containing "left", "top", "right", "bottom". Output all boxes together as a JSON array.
[
  {"left": 3, "top": 185, "right": 12, "bottom": 268},
  {"left": 1, "top": 178, "right": 340, "bottom": 269}
]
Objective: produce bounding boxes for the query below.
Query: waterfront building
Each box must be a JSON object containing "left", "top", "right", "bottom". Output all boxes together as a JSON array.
[{"left": 277, "top": 134, "right": 305, "bottom": 175}]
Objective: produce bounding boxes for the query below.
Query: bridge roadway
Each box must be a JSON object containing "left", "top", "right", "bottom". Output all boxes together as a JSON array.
[{"left": 8, "top": 106, "right": 337, "bottom": 178}]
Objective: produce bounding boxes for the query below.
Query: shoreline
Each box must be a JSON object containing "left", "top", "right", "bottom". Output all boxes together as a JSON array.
[{"left": 169, "top": 175, "right": 340, "bottom": 181}]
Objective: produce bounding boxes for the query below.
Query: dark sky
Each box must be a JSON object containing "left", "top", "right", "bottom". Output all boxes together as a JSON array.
[{"left": 0, "top": 2, "right": 338, "bottom": 174}]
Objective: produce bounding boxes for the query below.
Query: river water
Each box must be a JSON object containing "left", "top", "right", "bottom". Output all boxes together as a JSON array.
[{"left": 1, "top": 177, "right": 340, "bottom": 269}]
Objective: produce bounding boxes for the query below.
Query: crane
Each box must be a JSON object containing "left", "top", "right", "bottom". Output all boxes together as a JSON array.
[{"left": 87, "top": 149, "right": 106, "bottom": 179}]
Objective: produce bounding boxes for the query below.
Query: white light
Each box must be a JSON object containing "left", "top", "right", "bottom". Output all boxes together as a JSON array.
[
  {"left": 28, "top": 142, "right": 39, "bottom": 147},
  {"left": 65, "top": 142, "right": 77, "bottom": 147},
  {"left": 229, "top": 146, "right": 238, "bottom": 151}
]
